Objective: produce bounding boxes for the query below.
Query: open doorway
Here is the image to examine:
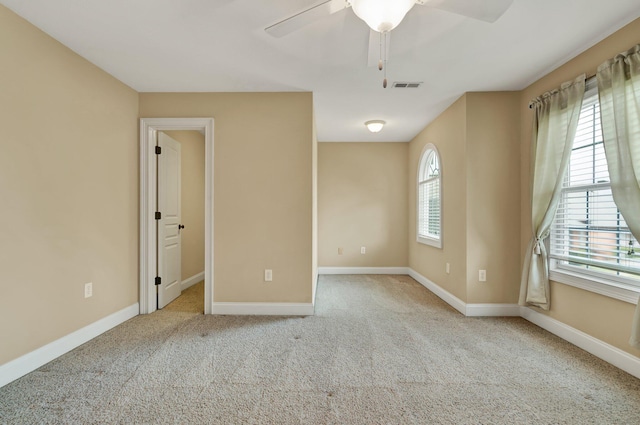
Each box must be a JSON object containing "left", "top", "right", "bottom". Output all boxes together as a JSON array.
[
  {"left": 160, "top": 130, "right": 205, "bottom": 312},
  {"left": 139, "top": 118, "right": 214, "bottom": 315}
]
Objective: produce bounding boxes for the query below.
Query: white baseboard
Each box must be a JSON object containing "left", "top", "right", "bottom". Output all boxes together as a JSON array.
[
  {"left": 466, "top": 303, "right": 521, "bottom": 317},
  {"left": 520, "top": 306, "right": 640, "bottom": 379},
  {"left": 319, "top": 266, "right": 410, "bottom": 275},
  {"left": 0, "top": 303, "right": 139, "bottom": 388},
  {"left": 408, "top": 268, "right": 466, "bottom": 315},
  {"left": 407, "top": 268, "right": 639, "bottom": 377},
  {"left": 212, "top": 302, "right": 314, "bottom": 316},
  {"left": 3, "top": 272, "right": 638, "bottom": 388},
  {"left": 181, "top": 271, "right": 204, "bottom": 290}
]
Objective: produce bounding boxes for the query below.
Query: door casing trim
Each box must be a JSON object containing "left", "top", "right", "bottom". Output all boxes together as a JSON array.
[{"left": 139, "top": 118, "right": 214, "bottom": 314}]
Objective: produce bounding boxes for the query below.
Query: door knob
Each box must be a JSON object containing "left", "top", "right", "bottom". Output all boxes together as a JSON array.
[{"left": 178, "top": 224, "right": 185, "bottom": 230}]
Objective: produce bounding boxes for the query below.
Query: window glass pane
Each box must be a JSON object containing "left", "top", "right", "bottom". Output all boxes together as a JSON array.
[
  {"left": 568, "top": 143, "right": 609, "bottom": 186},
  {"left": 573, "top": 95, "right": 601, "bottom": 149},
  {"left": 552, "top": 186, "right": 640, "bottom": 281},
  {"left": 418, "top": 182, "right": 428, "bottom": 235},
  {"left": 427, "top": 178, "right": 440, "bottom": 236},
  {"left": 428, "top": 154, "right": 439, "bottom": 178},
  {"left": 417, "top": 146, "right": 441, "bottom": 243}
]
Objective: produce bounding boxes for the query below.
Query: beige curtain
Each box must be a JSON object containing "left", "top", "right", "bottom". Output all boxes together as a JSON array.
[
  {"left": 519, "top": 75, "right": 585, "bottom": 310},
  {"left": 597, "top": 44, "right": 640, "bottom": 347}
]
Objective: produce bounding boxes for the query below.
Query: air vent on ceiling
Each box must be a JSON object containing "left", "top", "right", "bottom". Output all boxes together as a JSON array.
[{"left": 392, "top": 82, "right": 423, "bottom": 88}]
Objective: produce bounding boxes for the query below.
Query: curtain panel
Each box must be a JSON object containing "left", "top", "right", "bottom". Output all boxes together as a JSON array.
[
  {"left": 597, "top": 44, "right": 640, "bottom": 347},
  {"left": 519, "top": 75, "right": 585, "bottom": 310}
]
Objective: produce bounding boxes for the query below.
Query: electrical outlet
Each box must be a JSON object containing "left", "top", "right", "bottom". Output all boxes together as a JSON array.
[
  {"left": 84, "top": 282, "right": 93, "bottom": 298},
  {"left": 446, "top": 263, "right": 450, "bottom": 274},
  {"left": 338, "top": 247, "right": 343, "bottom": 255},
  {"left": 479, "top": 270, "right": 486, "bottom": 282},
  {"left": 360, "top": 246, "right": 366, "bottom": 254},
  {"left": 264, "top": 269, "right": 273, "bottom": 282}
]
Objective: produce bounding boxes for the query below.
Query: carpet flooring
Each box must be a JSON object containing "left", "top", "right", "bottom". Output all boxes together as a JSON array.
[
  {"left": 1, "top": 274, "right": 639, "bottom": 424},
  {"left": 163, "top": 281, "right": 205, "bottom": 314}
]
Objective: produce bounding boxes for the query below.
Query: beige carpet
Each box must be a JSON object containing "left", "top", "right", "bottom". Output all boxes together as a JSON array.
[
  {"left": 164, "top": 281, "right": 204, "bottom": 314},
  {"left": 1, "top": 274, "right": 639, "bottom": 424}
]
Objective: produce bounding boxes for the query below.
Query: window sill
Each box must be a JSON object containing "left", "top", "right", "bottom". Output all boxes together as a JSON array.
[
  {"left": 549, "top": 268, "right": 639, "bottom": 305},
  {"left": 417, "top": 235, "right": 442, "bottom": 249}
]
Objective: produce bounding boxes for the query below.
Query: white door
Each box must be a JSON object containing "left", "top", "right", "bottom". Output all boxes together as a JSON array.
[{"left": 157, "top": 132, "right": 182, "bottom": 308}]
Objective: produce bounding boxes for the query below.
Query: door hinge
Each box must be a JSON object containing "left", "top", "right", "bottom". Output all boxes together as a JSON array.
[
  {"left": 155, "top": 276, "right": 161, "bottom": 286},
  {"left": 155, "top": 146, "right": 161, "bottom": 154},
  {"left": 155, "top": 211, "right": 161, "bottom": 220}
]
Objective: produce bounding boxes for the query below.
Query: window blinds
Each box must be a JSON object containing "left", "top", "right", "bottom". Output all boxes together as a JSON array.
[
  {"left": 550, "top": 85, "right": 640, "bottom": 283},
  {"left": 418, "top": 151, "right": 440, "bottom": 239}
]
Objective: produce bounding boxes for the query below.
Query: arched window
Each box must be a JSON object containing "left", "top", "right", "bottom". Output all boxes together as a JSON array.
[{"left": 417, "top": 144, "right": 442, "bottom": 247}]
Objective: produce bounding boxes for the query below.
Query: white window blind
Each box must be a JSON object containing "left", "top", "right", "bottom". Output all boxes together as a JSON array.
[
  {"left": 418, "top": 147, "right": 441, "bottom": 245},
  {"left": 550, "top": 82, "right": 640, "bottom": 286}
]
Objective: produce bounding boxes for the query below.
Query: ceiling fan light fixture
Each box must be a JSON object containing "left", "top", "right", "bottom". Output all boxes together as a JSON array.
[
  {"left": 365, "top": 120, "right": 386, "bottom": 133},
  {"left": 349, "top": 0, "right": 416, "bottom": 33}
]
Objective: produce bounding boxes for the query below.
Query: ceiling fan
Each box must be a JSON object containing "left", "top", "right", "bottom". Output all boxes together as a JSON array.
[
  {"left": 265, "top": 0, "right": 514, "bottom": 87},
  {"left": 266, "top": 0, "right": 514, "bottom": 38}
]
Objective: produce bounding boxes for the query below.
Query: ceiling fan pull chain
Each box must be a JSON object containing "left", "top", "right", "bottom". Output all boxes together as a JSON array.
[
  {"left": 383, "top": 31, "right": 388, "bottom": 88},
  {"left": 378, "top": 31, "right": 383, "bottom": 71}
]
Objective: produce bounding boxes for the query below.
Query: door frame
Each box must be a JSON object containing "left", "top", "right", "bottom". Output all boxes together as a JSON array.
[{"left": 139, "top": 118, "right": 214, "bottom": 314}]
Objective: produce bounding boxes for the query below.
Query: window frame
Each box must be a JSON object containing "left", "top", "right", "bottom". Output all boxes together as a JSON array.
[
  {"left": 416, "top": 143, "right": 442, "bottom": 248},
  {"left": 548, "top": 79, "right": 640, "bottom": 304}
]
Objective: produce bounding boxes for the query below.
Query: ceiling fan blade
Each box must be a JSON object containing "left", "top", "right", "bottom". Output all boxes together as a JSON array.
[
  {"left": 420, "top": 0, "right": 514, "bottom": 23},
  {"left": 265, "top": 0, "right": 349, "bottom": 38}
]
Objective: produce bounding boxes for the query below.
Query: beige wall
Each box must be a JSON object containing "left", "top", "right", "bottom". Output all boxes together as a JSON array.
[
  {"left": 0, "top": 6, "right": 139, "bottom": 365},
  {"left": 465, "top": 92, "right": 521, "bottom": 303},
  {"left": 318, "top": 143, "right": 408, "bottom": 268},
  {"left": 409, "top": 97, "right": 468, "bottom": 301},
  {"left": 163, "top": 130, "right": 205, "bottom": 282},
  {"left": 519, "top": 18, "right": 640, "bottom": 357},
  {"left": 408, "top": 92, "right": 521, "bottom": 304},
  {"left": 139, "top": 92, "right": 314, "bottom": 303}
]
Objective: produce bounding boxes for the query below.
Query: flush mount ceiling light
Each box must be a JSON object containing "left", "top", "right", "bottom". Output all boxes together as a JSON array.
[{"left": 365, "top": 120, "right": 386, "bottom": 133}]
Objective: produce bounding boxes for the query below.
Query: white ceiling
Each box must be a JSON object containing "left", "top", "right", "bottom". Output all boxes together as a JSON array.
[{"left": 2, "top": 0, "right": 639, "bottom": 142}]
